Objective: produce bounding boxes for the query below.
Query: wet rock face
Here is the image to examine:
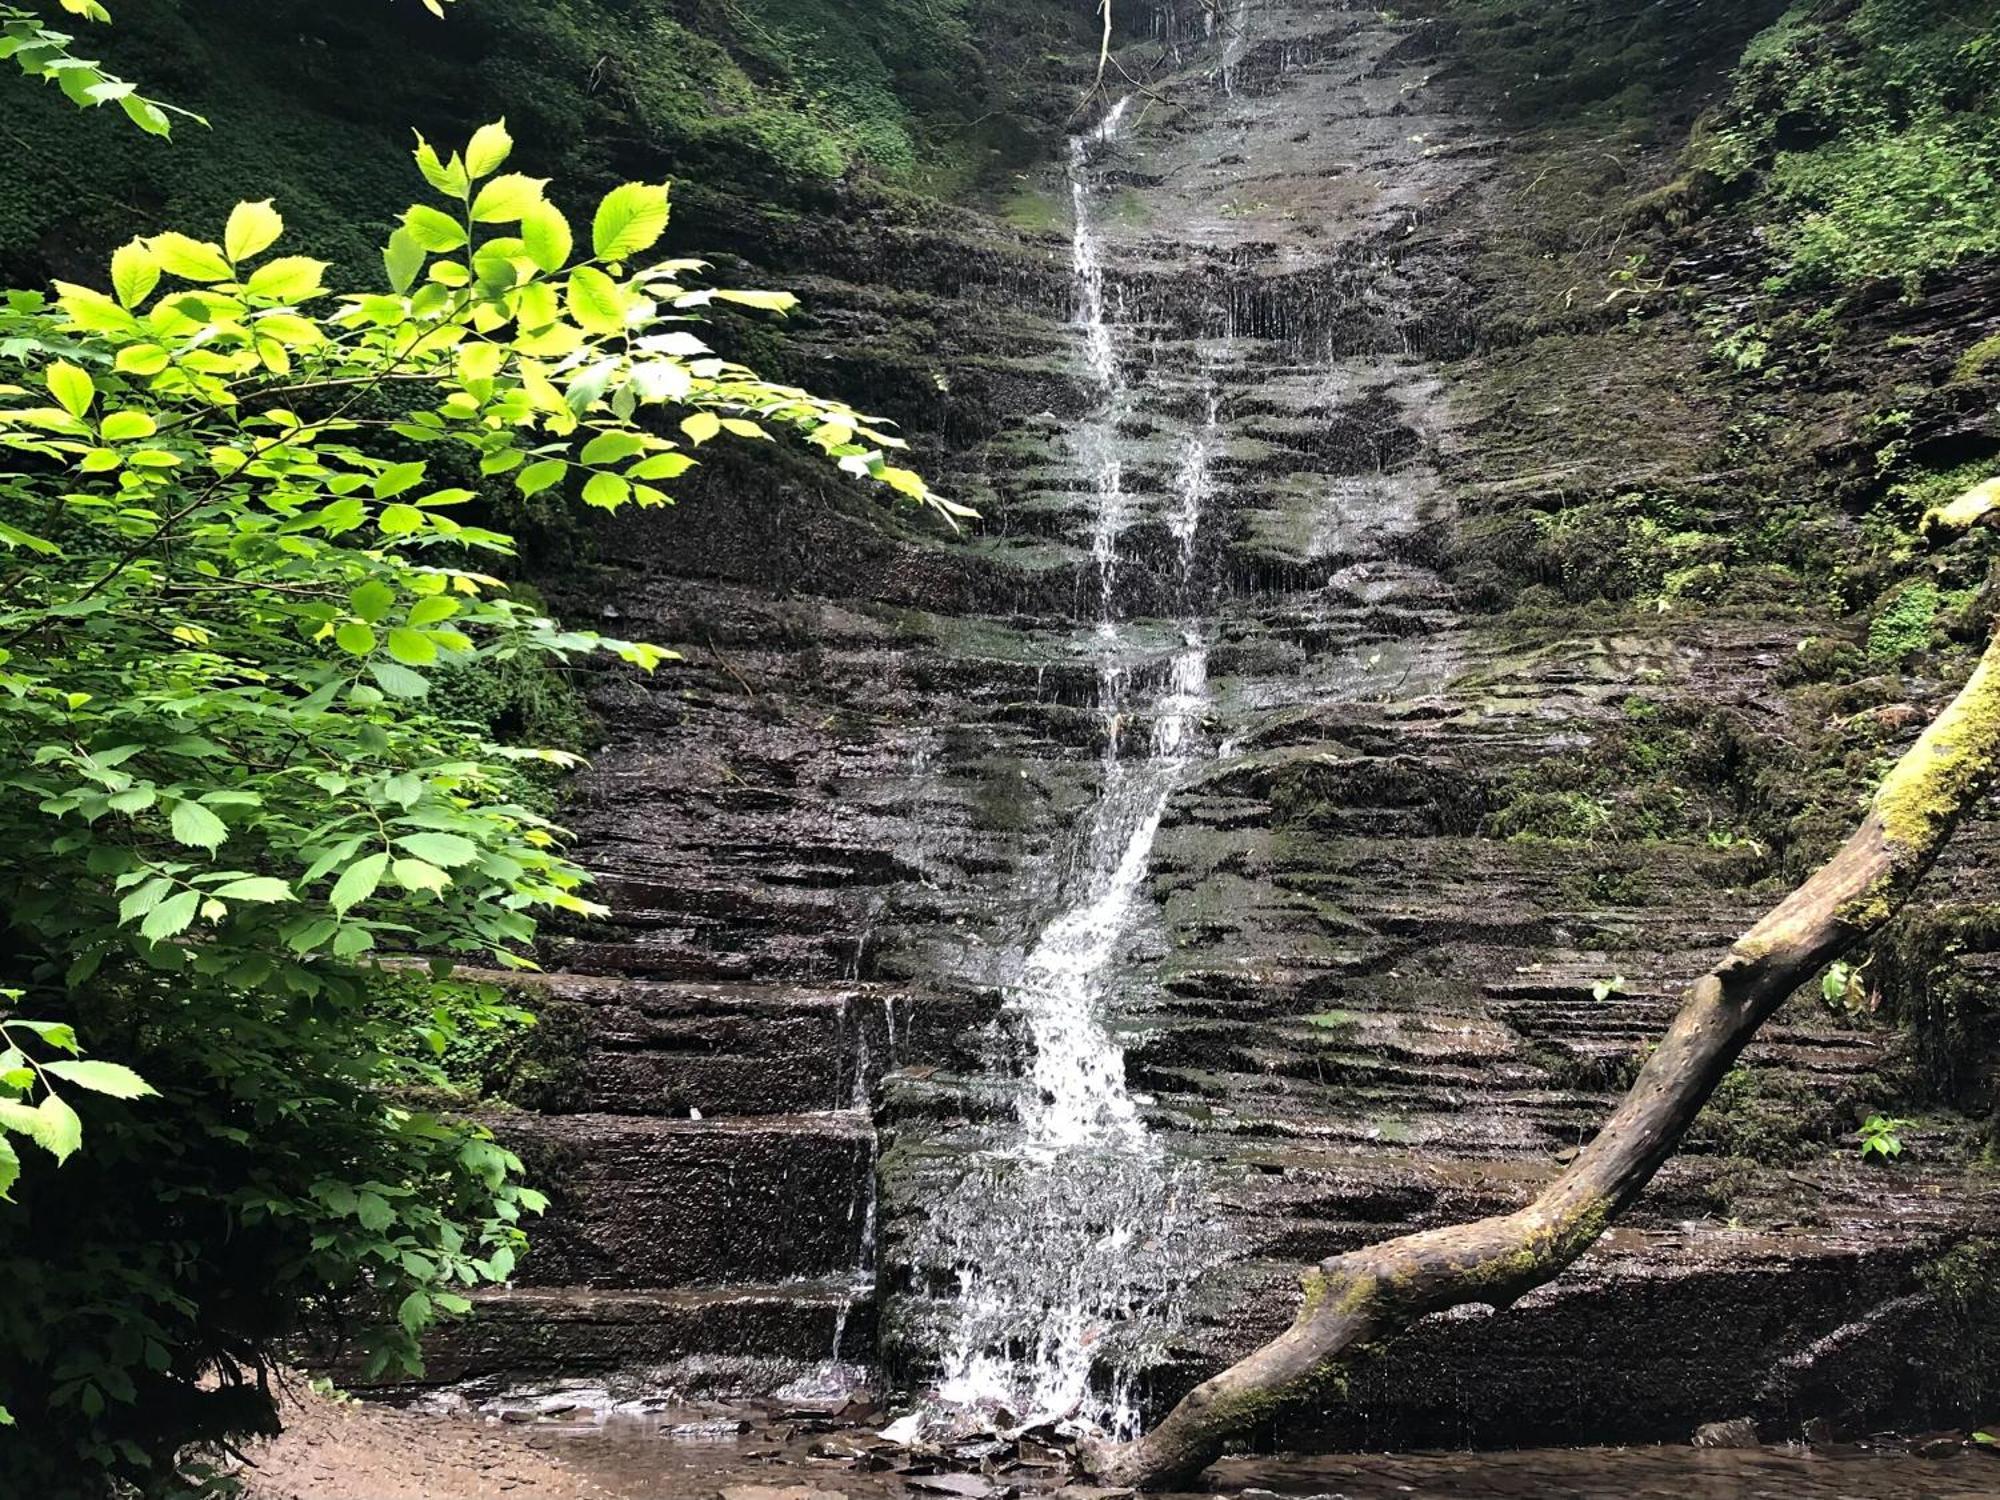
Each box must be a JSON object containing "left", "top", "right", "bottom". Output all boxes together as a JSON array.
[{"left": 407, "top": 0, "right": 1999, "bottom": 1447}]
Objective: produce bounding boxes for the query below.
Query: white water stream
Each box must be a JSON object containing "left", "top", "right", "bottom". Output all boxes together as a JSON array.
[{"left": 921, "top": 84, "right": 1223, "bottom": 1441}]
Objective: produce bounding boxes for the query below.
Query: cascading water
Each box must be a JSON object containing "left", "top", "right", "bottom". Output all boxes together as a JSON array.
[{"left": 909, "top": 80, "right": 1224, "bottom": 1444}]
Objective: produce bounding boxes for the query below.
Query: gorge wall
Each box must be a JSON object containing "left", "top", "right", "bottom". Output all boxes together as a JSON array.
[{"left": 403, "top": 0, "right": 2000, "bottom": 1451}]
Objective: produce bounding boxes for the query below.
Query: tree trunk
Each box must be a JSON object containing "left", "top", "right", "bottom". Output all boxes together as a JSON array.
[{"left": 1084, "top": 615, "right": 2000, "bottom": 1490}]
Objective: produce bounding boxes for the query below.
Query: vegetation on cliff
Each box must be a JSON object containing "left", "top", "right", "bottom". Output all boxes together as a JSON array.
[
  {"left": 0, "top": 0, "right": 1089, "bottom": 295},
  {"left": 0, "top": 0, "right": 964, "bottom": 1476}
]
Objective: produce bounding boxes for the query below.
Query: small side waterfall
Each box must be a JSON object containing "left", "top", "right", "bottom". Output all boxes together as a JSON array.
[{"left": 909, "top": 87, "right": 1225, "bottom": 1441}]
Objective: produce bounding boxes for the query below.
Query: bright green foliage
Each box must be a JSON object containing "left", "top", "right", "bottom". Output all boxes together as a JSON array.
[
  {"left": 0, "top": 997, "right": 158, "bottom": 1192},
  {"left": 0, "top": 0, "right": 200, "bottom": 134},
  {"left": 0, "top": 0, "right": 1088, "bottom": 296},
  {"left": 1706, "top": 0, "right": 2000, "bottom": 288},
  {"left": 0, "top": 125, "right": 947, "bottom": 1493},
  {"left": 1867, "top": 579, "right": 1942, "bottom": 663},
  {"left": 1858, "top": 1112, "right": 1914, "bottom": 1160}
]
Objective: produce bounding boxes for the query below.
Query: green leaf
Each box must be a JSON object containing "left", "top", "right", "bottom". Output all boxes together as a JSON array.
[
  {"left": 373, "top": 461, "right": 427, "bottom": 499},
  {"left": 147, "top": 232, "right": 232, "bottom": 282},
  {"left": 224, "top": 199, "right": 284, "bottom": 262},
  {"left": 335, "top": 621, "right": 377, "bottom": 656},
  {"left": 118, "top": 876, "right": 174, "bottom": 924},
  {"left": 46, "top": 362, "right": 95, "bottom": 418},
  {"left": 121, "top": 95, "right": 174, "bottom": 137},
  {"left": 565, "top": 266, "right": 628, "bottom": 337},
  {"left": 370, "top": 662, "right": 429, "bottom": 699},
  {"left": 33, "top": 1094, "right": 82, "bottom": 1166},
  {"left": 350, "top": 580, "right": 397, "bottom": 622},
  {"left": 403, "top": 205, "right": 469, "bottom": 252},
  {"left": 464, "top": 119, "right": 513, "bottom": 179},
  {"left": 384, "top": 228, "right": 426, "bottom": 294},
  {"left": 44, "top": 1060, "right": 158, "bottom": 1100},
  {"left": 628, "top": 451, "right": 694, "bottom": 481},
  {"left": 398, "top": 1288, "right": 433, "bottom": 1334},
  {"left": 115, "top": 343, "right": 171, "bottom": 376},
  {"left": 208, "top": 877, "right": 294, "bottom": 903},
  {"left": 386, "top": 627, "right": 438, "bottom": 666},
  {"left": 356, "top": 1191, "right": 396, "bottom": 1231},
  {"left": 580, "top": 430, "right": 646, "bottom": 465},
  {"left": 396, "top": 831, "right": 479, "bottom": 868},
  {"left": 110, "top": 239, "right": 159, "bottom": 309},
  {"left": 246, "top": 256, "right": 327, "bottom": 301},
  {"left": 515, "top": 458, "right": 566, "bottom": 497},
  {"left": 7, "top": 1021, "right": 78, "bottom": 1054},
  {"left": 407, "top": 595, "right": 459, "bottom": 626},
  {"left": 470, "top": 173, "right": 548, "bottom": 224},
  {"left": 169, "top": 800, "right": 229, "bottom": 851},
  {"left": 592, "top": 182, "right": 671, "bottom": 260},
  {"left": 0, "top": 1136, "right": 17, "bottom": 1201},
  {"left": 392, "top": 858, "right": 451, "bottom": 895},
  {"left": 582, "top": 471, "right": 629, "bottom": 509},
  {"left": 413, "top": 134, "right": 469, "bottom": 199},
  {"left": 520, "top": 200, "right": 573, "bottom": 274},
  {"left": 141, "top": 889, "right": 200, "bottom": 942},
  {"left": 680, "top": 411, "right": 720, "bottom": 444},
  {"left": 330, "top": 852, "right": 389, "bottom": 915},
  {"left": 99, "top": 410, "right": 156, "bottom": 442}
]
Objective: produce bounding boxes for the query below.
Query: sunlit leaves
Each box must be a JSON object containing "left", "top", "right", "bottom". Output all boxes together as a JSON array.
[
  {"left": 402, "top": 204, "right": 467, "bottom": 252},
  {"left": 519, "top": 200, "right": 572, "bottom": 274},
  {"left": 515, "top": 457, "right": 565, "bottom": 496},
  {"left": 711, "top": 288, "right": 798, "bottom": 314},
  {"left": 412, "top": 133, "right": 469, "bottom": 199},
  {"left": 223, "top": 199, "right": 284, "bottom": 263},
  {"left": 146, "top": 232, "right": 231, "bottom": 282},
  {"left": 564, "top": 266, "right": 627, "bottom": 335},
  {"left": 591, "top": 181, "right": 670, "bottom": 261},
  {"left": 245, "top": 256, "right": 327, "bottom": 301},
  {"left": 0, "top": 1, "right": 203, "bottom": 137},
  {"left": 109, "top": 240, "right": 157, "bottom": 309},
  {"left": 167, "top": 801, "right": 228, "bottom": 851},
  {"left": 463, "top": 118, "right": 512, "bottom": 179},
  {"left": 42, "top": 1059, "right": 157, "bottom": 1098},
  {"left": 45, "top": 360, "right": 93, "bottom": 417},
  {"left": 0, "top": 124, "right": 958, "bottom": 1295},
  {"left": 384, "top": 227, "right": 426, "bottom": 293},
  {"left": 469, "top": 173, "right": 547, "bottom": 224},
  {"left": 329, "top": 851, "right": 388, "bottom": 914}
]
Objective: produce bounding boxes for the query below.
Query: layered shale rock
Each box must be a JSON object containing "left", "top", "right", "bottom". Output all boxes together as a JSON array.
[{"left": 401, "top": 0, "right": 2000, "bottom": 1448}]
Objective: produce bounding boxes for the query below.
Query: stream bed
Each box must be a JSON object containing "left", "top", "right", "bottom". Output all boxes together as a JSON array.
[{"left": 513, "top": 1410, "right": 2000, "bottom": 1500}]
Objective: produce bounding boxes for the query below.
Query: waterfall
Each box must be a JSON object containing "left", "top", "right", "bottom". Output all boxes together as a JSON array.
[{"left": 915, "top": 84, "right": 1219, "bottom": 1443}]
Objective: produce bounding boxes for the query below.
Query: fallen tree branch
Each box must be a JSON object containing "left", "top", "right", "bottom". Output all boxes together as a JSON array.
[{"left": 1085, "top": 500, "right": 2000, "bottom": 1489}]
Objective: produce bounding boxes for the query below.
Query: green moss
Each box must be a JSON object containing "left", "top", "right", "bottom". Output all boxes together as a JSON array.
[
  {"left": 1916, "top": 1237, "right": 2000, "bottom": 1409},
  {"left": 1000, "top": 185, "right": 1065, "bottom": 233},
  {"left": 1686, "top": 1064, "right": 1852, "bottom": 1164},
  {"left": 1953, "top": 334, "right": 2000, "bottom": 384},
  {"left": 1867, "top": 580, "right": 1942, "bottom": 663},
  {"left": 1873, "top": 903, "right": 2000, "bottom": 1129},
  {"left": 1872, "top": 644, "right": 2000, "bottom": 856},
  {"left": 1418, "top": 0, "right": 1789, "bottom": 129}
]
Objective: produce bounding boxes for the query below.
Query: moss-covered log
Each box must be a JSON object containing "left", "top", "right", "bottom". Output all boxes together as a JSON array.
[{"left": 1086, "top": 599, "right": 2000, "bottom": 1489}]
